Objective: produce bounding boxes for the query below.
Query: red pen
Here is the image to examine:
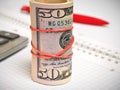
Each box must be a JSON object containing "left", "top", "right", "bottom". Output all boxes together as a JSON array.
[
  {"left": 21, "top": 5, "right": 109, "bottom": 26},
  {"left": 73, "top": 14, "right": 109, "bottom": 26}
]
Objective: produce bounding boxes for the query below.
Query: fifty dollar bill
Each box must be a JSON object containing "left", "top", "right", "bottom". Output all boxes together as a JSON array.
[{"left": 30, "top": 0, "right": 73, "bottom": 85}]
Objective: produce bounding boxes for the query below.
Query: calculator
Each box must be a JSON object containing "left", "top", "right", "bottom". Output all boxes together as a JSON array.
[{"left": 0, "top": 31, "right": 28, "bottom": 61}]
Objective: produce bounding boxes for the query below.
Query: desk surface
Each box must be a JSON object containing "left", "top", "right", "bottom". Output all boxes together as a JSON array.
[{"left": 0, "top": 0, "right": 120, "bottom": 90}]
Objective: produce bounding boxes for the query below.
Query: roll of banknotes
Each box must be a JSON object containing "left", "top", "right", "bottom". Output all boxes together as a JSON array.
[{"left": 30, "top": 0, "right": 73, "bottom": 85}]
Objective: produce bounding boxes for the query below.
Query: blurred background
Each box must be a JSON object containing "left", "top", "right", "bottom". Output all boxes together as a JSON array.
[{"left": 0, "top": 0, "right": 120, "bottom": 90}]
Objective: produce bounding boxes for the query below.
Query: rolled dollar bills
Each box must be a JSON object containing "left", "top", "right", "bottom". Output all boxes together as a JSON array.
[{"left": 30, "top": 0, "right": 73, "bottom": 85}]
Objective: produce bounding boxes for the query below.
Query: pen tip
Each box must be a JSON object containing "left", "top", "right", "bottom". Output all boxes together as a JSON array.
[
  {"left": 98, "top": 20, "right": 109, "bottom": 26},
  {"left": 104, "top": 21, "right": 109, "bottom": 25}
]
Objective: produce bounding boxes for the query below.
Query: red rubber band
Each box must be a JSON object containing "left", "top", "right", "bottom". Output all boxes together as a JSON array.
[
  {"left": 30, "top": 25, "right": 74, "bottom": 59},
  {"left": 31, "top": 36, "right": 74, "bottom": 59},
  {"left": 30, "top": 25, "right": 73, "bottom": 33}
]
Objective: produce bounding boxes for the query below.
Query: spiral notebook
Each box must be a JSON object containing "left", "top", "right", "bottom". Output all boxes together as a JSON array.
[{"left": 0, "top": 8, "right": 120, "bottom": 90}]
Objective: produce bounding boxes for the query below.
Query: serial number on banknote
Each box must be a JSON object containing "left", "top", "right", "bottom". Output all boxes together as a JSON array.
[{"left": 48, "top": 19, "right": 72, "bottom": 27}]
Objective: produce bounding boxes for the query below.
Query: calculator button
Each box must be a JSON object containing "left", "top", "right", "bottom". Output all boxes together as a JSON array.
[
  {"left": 0, "top": 31, "right": 19, "bottom": 40},
  {"left": 0, "top": 37, "right": 9, "bottom": 45}
]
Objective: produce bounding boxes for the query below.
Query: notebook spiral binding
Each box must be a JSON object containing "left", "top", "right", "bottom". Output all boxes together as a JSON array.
[
  {"left": 73, "top": 36, "right": 120, "bottom": 72},
  {"left": 74, "top": 40, "right": 120, "bottom": 61}
]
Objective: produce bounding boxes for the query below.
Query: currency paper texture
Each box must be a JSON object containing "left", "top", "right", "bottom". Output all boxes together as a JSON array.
[{"left": 30, "top": 0, "right": 73, "bottom": 85}]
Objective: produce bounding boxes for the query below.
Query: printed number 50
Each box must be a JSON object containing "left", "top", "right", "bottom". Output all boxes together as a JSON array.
[{"left": 38, "top": 68, "right": 60, "bottom": 80}]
